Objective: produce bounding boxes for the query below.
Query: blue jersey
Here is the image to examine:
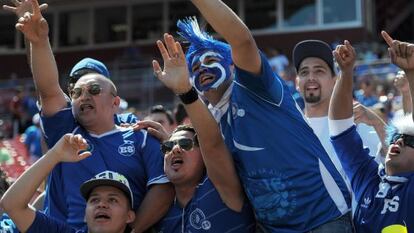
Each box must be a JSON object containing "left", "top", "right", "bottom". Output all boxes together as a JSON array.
[
  {"left": 115, "top": 112, "right": 138, "bottom": 125},
  {"left": 155, "top": 176, "right": 256, "bottom": 233},
  {"left": 332, "top": 125, "right": 414, "bottom": 233},
  {"left": 215, "top": 52, "right": 351, "bottom": 232},
  {"left": 40, "top": 108, "right": 168, "bottom": 229},
  {"left": 0, "top": 214, "right": 19, "bottom": 233},
  {"left": 24, "top": 125, "right": 42, "bottom": 158},
  {"left": 27, "top": 211, "right": 84, "bottom": 233}
]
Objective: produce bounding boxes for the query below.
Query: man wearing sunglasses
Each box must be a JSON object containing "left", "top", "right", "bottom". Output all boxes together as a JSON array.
[
  {"left": 68, "top": 58, "right": 138, "bottom": 126},
  {"left": 329, "top": 34, "right": 414, "bottom": 232},
  {"left": 155, "top": 125, "right": 255, "bottom": 232},
  {"left": 152, "top": 0, "right": 352, "bottom": 232},
  {"left": 11, "top": 1, "right": 173, "bottom": 232}
]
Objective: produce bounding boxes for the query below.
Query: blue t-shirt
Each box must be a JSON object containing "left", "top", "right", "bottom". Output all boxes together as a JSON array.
[
  {"left": 217, "top": 52, "right": 351, "bottom": 232},
  {"left": 24, "top": 125, "right": 42, "bottom": 158},
  {"left": 40, "top": 108, "right": 168, "bottom": 229},
  {"left": 331, "top": 125, "right": 414, "bottom": 233},
  {"left": 27, "top": 211, "right": 84, "bottom": 233},
  {"left": 0, "top": 214, "right": 19, "bottom": 233},
  {"left": 155, "top": 176, "right": 256, "bottom": 233}
]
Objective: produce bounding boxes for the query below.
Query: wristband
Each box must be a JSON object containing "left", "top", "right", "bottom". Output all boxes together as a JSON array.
[{"left": 178, "top": 87, "right": 198, "bottom": 104}]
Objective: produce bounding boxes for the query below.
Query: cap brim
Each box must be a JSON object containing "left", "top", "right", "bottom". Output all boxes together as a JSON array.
[
  {"left": 293, "top": 40, "right": 334, "bottom": 74},
  {"left": 80, "top": 178, "right": 133, "bottom": 208}
]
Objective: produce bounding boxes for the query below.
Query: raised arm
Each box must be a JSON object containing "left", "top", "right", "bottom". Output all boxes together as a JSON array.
[
  {"left": 153, "top": 33, "right": 244, "bottom": 211},
  {"left": 15, "top": 0, "right": 66, "bottom": 116},
  {"left": 190, "top": 0, "right": 261, "bottom": 74},
  {"left": 0, "top": 134, "right": 90, "bottom": 232},
  {"left": 329, "top": 40, "right": 356, "bottom": 120},
  {"left": 393, "top": 71, "right": 412, "bottom": 114},
  {"left": 3, "top": 0, "right": 48, "bottom": 68},
  {"left": 353, "top": 101, "right": 388, "bottom": 153},
  {"left": 382, "top": 31, "right": 414, "bottom": 121}
]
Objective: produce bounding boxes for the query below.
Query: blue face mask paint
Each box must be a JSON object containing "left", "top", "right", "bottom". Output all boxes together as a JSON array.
[{"left": 190, "top": 51, "right": 232, "bottom": 92}]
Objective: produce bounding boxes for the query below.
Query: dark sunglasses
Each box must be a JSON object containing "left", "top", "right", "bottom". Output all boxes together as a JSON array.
[
  {"left": 70, "top": 83, "right": 115, "bottom": 99},
  {"left": 390, "top": 133, "right": 414, "bottom": 148},
  {"left": 161, "top": 138, "right": 196, "bottom": 154}
]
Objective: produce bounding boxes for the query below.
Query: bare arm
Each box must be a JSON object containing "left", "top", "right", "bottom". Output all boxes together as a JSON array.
[
  {"left": 382, "top": 31, "right": 414, "bottom": 121},
  {"left": 3, "top": 0, "right": 48, "bottom": 68},
  {"left": 0, "top": 134, "right": 90, "bottom": 232},
  {"left": 393, "top": 71, "right": 412, "bottom": 114},
  {"left": 329, "top": 40, "right": 356, "bottom": 120},
  {"left": 15, "top": 0, "right": 66, "bottom": 116},
  {"left": 132, "top": 183, "right": 174, "bottom": 233},
  {"left": 353, "top": 102, "right": 387, "bottom": 152},
  {"left": 152, "top": 34, "right": 245, "bottom": 211},
  {"left": 190, "top": 0, "right": 261, "bottom": 74}
]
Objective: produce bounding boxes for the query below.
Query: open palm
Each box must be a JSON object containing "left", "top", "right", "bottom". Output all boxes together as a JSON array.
[
  {"left": 153, "top": 33, "right": 192, "bottom": 94},
  {"left": 15, "top": 0, "right": 49, "bottom": 44}
]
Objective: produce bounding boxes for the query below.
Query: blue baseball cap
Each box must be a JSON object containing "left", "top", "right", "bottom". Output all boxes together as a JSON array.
[{"left": 69, "top": 58, "right": 110, "bottom": 80}]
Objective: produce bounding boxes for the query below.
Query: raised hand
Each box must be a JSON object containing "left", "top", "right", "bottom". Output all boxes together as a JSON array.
[
  {"left": 3, "top": 0, "right": 48, "bottom": 18},
  {"left": 333, "top": 40, "right": 356, "bottom": 73},
  {"left": 14, "top": 0, "right": 49, "bottom": 44},
  {"left": 382, "top": 31, "right": 414, "bottom": 73},
  {"left": 50, "top": 134, "right": 91, "bottom": 163},
  {"left": 152, "top": 33, "right": 192, "bottom": 94},
  {"left": 394, "top": 70, "right": 410, "bottom": 93},
  {"left": 353, "top": 101, "right": 381, "bottom": 126}
]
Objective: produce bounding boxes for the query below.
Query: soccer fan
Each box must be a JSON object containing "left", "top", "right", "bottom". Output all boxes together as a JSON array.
[
  {"left": 144, "top": 105, "right": 175, "bottom": 134},
  {"left": 328, "top": 34, "right": 414, "bottom": 232},
  {"left": 151, "top": 0, "right": 353, "bottom": 231},
  {"left": 3, "top": 1, "right": 137, "bottom": 126},
  {"left": 293, "top": 39, "right": 386, "bottom": 207},
  {"left": 12, "top": 0, "right": 173, "bottom": 231},
  {"left": 1, "top": 133, "right": 135, "bottom": 233},
  {"left": 155, "top": 126, "right": 255, "bottom": 232}
]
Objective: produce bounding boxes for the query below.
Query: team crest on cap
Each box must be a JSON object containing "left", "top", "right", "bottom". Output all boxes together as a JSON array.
[{"left": 118, "top": 140, "right": 135, "bottom": 157}]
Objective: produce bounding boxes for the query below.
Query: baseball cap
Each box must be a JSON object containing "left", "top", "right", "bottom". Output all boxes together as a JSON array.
[
  {"left": 80, "top": 171, "right": 134, "bottom": 208},
  {"left": 69, "top": 58, "right": 110, "bottom": 80},
  {"left": 292, "top": 40, "right": 335, "bottom": 74}
]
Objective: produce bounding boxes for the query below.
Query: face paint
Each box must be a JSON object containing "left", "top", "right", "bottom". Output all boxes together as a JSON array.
[{"left": 190, "top": 51, "right": 232, "bottom": 92}]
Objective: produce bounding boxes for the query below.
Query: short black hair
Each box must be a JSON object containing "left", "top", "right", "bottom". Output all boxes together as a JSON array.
[
  {"left": 171, "top": 125, "right": 199, "bottom": 146},
  {"left": 174, "top": 103, "right": 188, "bottom": 125},
  {"left": 149, "top": 105, "right": 174, "bottom": 125}
]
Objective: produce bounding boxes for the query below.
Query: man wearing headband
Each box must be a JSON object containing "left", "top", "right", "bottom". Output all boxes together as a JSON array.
[
  {"left": 1, "top": 134, "right": 135, "bottom": 233},
  {"left": 152, "top": 0, "right": 352, "bottom": 232},
  {"left": 329, "top": 33, "right": 414, "bottom": 232}
]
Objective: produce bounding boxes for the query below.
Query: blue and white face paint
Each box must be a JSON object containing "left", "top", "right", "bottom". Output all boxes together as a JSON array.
[{"left": 190, "top": 50, "right": 232, "bottom": 93}]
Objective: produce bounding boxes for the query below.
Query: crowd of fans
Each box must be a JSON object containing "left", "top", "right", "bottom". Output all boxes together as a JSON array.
[{"left": 1, "top": 0, "right": 414, "bottom": 232}]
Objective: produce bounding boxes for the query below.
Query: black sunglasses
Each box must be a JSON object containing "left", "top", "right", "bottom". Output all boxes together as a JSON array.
[
  {"left": 70, "top": 83, "right": 115, "bottom": 99},
  {"left": 390, "top": 133, "right": 414, "bottom": 148},
  {"left": 161, "top": 138, "right": 196, "bottom": 154}
]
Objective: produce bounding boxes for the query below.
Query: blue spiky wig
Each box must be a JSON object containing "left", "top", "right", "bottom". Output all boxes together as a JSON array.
[
  {"left": 177, "top": 17, "right": 232, "bottom": 70},
  {"left": 386, "top": 114, "right": 414, "bottom": 146}
]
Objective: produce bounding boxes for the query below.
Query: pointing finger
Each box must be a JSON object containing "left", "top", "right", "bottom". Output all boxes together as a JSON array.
[{"left": 381, "top": 31, "right": 394, "bottom": 47}]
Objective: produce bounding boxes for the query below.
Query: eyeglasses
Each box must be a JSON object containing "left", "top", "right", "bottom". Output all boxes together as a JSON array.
[
  {"left": 161, "top": 138, "right": 196, "bottom": 154},
  {"left": 390, "top": 133, "right": 414, "bottom": 148},
  {"left": 70, "top": 83, "right": 116, "bottom": 99}
]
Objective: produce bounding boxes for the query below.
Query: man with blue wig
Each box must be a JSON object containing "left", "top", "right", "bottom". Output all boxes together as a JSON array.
[{"left": 152, "top": 0, "right": 353, "bottom": 232}]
